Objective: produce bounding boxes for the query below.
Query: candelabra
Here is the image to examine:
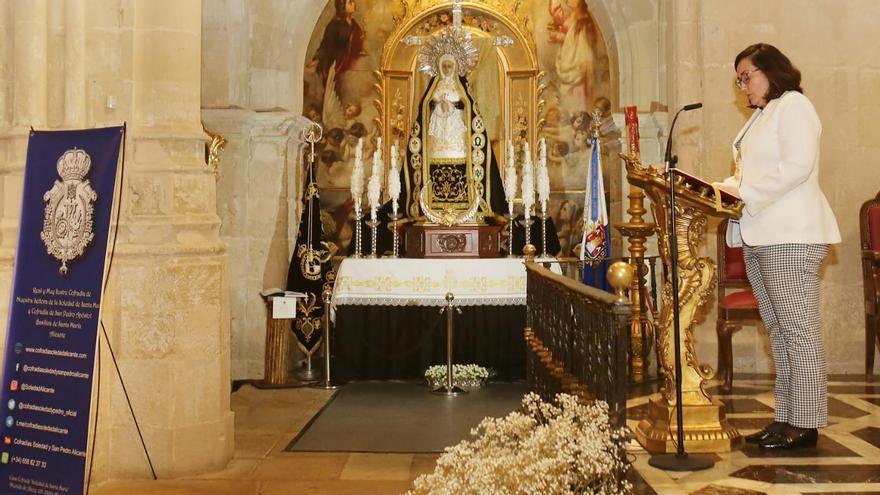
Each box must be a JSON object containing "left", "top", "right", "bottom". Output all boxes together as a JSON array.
[
  {"left": 506, "top": 211, "right": 516, "bottom": 258},
  {"left": 388, "top": 211, "right": 401, "bottom": 258},
  {"left": 366, "top": 218, "right": 379, "bottom": 258},
  {"left": 353, "top": 205, "right": 363, "bottom": 258},
  {"left": 540, "top": 206, "right": 548, "bottom": 258}
]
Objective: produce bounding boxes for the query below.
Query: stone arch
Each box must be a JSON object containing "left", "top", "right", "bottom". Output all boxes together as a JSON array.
[{"left": 200, "top": 0, "right": 664, "bottom": 381}]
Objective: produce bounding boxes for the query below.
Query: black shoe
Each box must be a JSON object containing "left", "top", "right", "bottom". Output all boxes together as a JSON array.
[
  {"left": 744, "top": 421, "right": 786, "bottom": 444},
  {"left": 758, "top": 428, "right": 818, "bottom": 450}
]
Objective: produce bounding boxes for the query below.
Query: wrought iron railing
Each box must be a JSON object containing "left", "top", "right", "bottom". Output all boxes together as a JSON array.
[
  {"left": 524, "top": 262, "right": 631, "bottom": 428},
  {"left": 536, "top": 256, "right": 663, "bottom": 383}
]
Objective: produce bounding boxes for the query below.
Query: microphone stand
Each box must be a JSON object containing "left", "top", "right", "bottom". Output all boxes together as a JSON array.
[{"left": 648, "top": 103, "right": 715, "bottom": 472}]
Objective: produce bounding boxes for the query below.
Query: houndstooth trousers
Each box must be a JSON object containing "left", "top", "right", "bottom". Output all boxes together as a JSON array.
[{"left": 742, "top": 243, "right": 829, "bottom": 428}]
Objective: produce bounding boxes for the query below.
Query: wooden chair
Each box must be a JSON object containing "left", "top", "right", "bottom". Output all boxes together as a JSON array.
[
  {"left": 860, "top": 190, "right": 880, "bottom": 377},
  {"left": 716, "top": 218, "right": 761, "bottom": 393}
]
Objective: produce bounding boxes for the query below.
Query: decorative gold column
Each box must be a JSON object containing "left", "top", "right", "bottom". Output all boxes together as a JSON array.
[
  {"left": 614, "top": 106, "right": 656, "bottom": 383},
  {"left": 623, "top": 156, "right": 743, "bottom": 453},
  {"left": 616, "top": 192, "right": 655, "bottom": 384}
]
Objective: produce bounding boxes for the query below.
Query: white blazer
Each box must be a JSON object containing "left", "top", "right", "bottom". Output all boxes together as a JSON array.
[{"left": 721, "top": 91, "right": 840, "bottom": 246}]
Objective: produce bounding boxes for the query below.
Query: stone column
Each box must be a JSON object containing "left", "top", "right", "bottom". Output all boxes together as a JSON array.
[
  {"left": 89, "top": 0, "right": 234, "bottom": 480},
  {"left": 1, "top": 0, "right": 235, "bottom": 480},
  {"left": 202, "top": 109, "right": 310, "bottom": 380}
]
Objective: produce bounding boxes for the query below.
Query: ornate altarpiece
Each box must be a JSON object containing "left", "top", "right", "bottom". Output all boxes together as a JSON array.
[{"left": 375, "top": 0, "right": 545, "bottom": 226}]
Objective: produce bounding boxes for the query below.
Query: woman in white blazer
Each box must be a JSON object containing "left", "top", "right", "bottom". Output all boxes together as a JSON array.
[{"left": 715, "top": 43, "right": 840, "bottom": 450}]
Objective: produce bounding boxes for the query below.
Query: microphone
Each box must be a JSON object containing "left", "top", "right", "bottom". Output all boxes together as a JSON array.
[
  {"left": 664, "top": 102, "right": 703, "bottom": 169},
  {"left": 648, "top": 99, "right": 715, "bottom": 472}
]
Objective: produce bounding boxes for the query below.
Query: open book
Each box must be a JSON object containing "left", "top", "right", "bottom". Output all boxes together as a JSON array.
[
  {"left": 259, "top": 288, "right": 308, "bottom": 299},
  {"left": 673, "top": 169, "right": 741, "bottom": 212}
]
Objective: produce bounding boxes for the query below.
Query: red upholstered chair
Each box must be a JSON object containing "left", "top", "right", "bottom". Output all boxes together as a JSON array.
[
  {"left": 716, "top": 218, "right": 762, "bottom": 393},
  {"left": 861, "top": 190, "right": 880, "bottom": 377}
]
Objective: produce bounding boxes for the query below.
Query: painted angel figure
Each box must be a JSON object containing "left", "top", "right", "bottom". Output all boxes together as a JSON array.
[{"left": 548, "top": 0, "right": 596, "bottom": 112}]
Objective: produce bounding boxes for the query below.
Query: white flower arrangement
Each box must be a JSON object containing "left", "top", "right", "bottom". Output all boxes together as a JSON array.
[
  {"left": 407, "top": 393, "right": 631, "bottom": 495},
  {"left": 424, "top": 364, "right": 490, "bottom": 387}
]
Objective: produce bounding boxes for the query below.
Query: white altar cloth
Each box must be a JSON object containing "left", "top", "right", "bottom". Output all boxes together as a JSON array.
[{"left": 332, "top": 258, "right": 561, "bottom": 307}]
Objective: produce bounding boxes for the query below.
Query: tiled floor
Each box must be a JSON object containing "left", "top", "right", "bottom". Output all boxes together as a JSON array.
[
  {"left": 627, "top": 376, "right": 880, "bottom": 494},
  {"left": 90, "top": 376, "right": 880, "bottom": 494}
]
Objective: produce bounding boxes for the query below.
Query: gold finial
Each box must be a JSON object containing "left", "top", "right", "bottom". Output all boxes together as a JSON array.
[
  {"left": 322, "top": 287, "right": 333, "bottom": 304},
  {"left": 590, "top": 108, "right": 602, "bottom": 140},
  {"left": 607, "top": 261, "right": 633, "bottom": 303},
  {"left": 523, "top": 243, "right": 537, "bottom": 262},
  {"left": 203, "top": 124, "right": 227, "bottom": 182}
]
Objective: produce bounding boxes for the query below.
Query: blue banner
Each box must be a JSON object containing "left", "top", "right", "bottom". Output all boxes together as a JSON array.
[
  {"left": 581, "top": 136, "right": 611, "bottom": 292},
  {"left": 0, "top": 126, "right": 123, "bottom": 495}
]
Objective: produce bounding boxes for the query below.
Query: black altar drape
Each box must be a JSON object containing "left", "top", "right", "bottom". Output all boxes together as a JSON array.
[{"left": 331, "top": 305, "right": 527, "bottom": 381}]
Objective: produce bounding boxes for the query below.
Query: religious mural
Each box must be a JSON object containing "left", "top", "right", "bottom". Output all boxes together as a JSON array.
[{"left": 302, "top": 0, "right": 613, "bottom": 258}]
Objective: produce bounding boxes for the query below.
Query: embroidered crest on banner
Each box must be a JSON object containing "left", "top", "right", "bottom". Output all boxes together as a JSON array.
[{"left": 40, "top": 148, "right": 97, "bottom": 275}]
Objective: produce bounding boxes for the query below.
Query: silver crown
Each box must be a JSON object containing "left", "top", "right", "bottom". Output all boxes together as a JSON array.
[
  {"left": 417, "top": 24, "right": 479, "bottom": 78},
  {"left": 56, "top": 148, "right": 92, "bottom": 181}
]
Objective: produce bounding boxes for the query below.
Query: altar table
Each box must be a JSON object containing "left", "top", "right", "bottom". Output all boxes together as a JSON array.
[{"left": 330, "top": 258, "right": 560, "bottom": 381}]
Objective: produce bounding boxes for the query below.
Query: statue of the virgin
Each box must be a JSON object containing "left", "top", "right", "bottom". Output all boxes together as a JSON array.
[
  {"left": 395, "top": 24, "right": 508, "bottom": 227},
  {"left": 427, "top": 54, "right": 468, "bottom": 160}
]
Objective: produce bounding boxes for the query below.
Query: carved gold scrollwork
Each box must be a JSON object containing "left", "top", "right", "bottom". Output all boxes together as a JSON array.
[
  {"left": 372, "top": 69, "right": 385, "bottom": 134},
  {"left": 203, "top": 123, "right": 227, "bottom": 182},
  {"left": 624, "top": 154, "right": 744, "bottom": 452},
  {"left": 391, "top": 0, "right": 535, "bottom": 54},
  {"left": 437, "top": 233, "right": 467, "bottom": 252}
]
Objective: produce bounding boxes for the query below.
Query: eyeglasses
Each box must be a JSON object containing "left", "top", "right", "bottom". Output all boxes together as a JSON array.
[{"left": 736, "top": 68, "right": 761, "bottom": 88}]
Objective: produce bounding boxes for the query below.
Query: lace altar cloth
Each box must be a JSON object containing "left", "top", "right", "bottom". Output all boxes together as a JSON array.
[{"left": 332, "top": 258, "right": 561, "bottom": 307}]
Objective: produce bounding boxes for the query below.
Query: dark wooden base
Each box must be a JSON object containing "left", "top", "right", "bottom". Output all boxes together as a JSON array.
[{"left": 404, "top": 224, "right": 502, "bottom": 258}]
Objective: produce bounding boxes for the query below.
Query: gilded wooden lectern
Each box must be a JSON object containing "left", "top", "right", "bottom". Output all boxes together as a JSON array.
[{"left": 623, "top": 156, "right": 745, "bottom": 453}]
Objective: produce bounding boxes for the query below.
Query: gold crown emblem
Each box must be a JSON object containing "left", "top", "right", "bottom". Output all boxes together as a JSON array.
[{"left": 56, "top": 148, "right": 92, "bottom": 182}]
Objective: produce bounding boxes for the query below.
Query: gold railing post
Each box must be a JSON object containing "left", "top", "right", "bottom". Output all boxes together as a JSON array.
[{"left": 614, "top": 106, "right": 656, "bottom": 383}]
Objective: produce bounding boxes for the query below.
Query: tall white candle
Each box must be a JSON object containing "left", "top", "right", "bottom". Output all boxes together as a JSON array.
[
  {"left": 505, "top": 141, "right": 518, "bottom": 212},
  {"left": 388, "top": 142, "right": 401, "bottom": 217},
  {"left": 521, "top": 142, "right": 535, "bottom": 218},
  {"left": 351, "top": 137, "right": 364, "bottom": 210},
  {"left": 367, "top": 138, "right": 383, "bottom": 222},
  {"left": 537, "top": 138, "right": 550, "bottom": 214}
]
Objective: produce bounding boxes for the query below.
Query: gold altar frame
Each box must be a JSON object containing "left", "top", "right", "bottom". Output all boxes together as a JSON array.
[{"left": 376, "top": 1, "right": 543, "bottom": 219}]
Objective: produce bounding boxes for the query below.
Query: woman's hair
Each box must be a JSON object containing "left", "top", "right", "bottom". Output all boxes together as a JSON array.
[
  {"left": 570, "top": 0, "right": 592, "bottom": 37},
  {"left": 556, "top": 199, "right": 576, "bottom": 223},
  {"left": 735, "top": 43, "right": 803, "bottom": 102}
]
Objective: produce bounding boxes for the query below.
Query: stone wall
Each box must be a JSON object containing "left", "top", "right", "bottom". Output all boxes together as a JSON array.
[
  {"left": 203, "top": 109, "right": 313, "bottom": 379},
  {"left": 666, "top": 0, "right": 880, "bottom": 374},
  {"left": 0, "top": 0, "right": 232, "bottom": 480},
  {"left": 201, "top": 0, "right": 327, "bottom": 380}
]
